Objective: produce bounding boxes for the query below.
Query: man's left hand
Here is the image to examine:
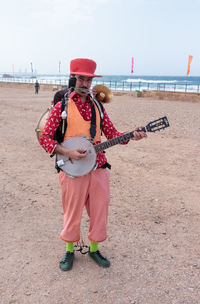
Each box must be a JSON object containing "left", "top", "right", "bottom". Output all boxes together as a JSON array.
[{"left": 132, "top": 126, "right": 147, "bottom": 140}]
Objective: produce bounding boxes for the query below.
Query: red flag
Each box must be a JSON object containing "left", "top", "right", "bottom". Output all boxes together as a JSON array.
[
  {"left": 131, "top": 57, "right": 134, "bottom": 73},
  {"left": 187, "top": 55, "right": 193, "bottom": 76}
]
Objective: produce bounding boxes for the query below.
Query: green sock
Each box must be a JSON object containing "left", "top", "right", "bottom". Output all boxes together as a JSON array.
[
  {"left": 66, "top": 242, "right": 74, "bottom": 253},
  {"left": 90, "top": 241, "right": 98, "bottom": 252}
]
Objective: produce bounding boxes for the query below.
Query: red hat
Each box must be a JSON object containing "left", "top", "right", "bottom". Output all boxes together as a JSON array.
[{"left": 70, "top": 58, "right": 102, "bottom": 78}]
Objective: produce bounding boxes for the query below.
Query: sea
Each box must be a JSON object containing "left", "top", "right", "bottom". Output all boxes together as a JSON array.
[{"left": 1, "top": 73, "right": 200, "bottom": 93}]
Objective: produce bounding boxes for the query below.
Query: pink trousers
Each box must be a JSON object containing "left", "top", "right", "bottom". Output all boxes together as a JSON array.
[{"left": 59, "top": 168, "right": 110, "bottom": 243}]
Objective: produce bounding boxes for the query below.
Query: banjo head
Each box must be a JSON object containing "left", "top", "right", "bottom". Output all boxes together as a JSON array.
[{"left": 57, "top": 137, "right": 97, "bottom": 178}]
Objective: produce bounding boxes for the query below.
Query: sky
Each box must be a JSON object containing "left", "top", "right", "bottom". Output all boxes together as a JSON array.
[{"left": 0, "top": 0, "right": 200, "bottom": 76}]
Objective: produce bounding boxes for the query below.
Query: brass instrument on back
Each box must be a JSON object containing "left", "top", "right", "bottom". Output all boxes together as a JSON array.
[{"left": 92, "top": 85, "right": 113, "bottom": 103}]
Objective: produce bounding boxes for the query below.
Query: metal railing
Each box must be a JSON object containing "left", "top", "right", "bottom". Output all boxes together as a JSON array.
[{"left": 1, "top": 77, "right": 200, "bottom": 93}]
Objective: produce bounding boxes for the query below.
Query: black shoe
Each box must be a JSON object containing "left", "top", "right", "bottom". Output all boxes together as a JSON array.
[
  {"left": 59, "top": 251, "right": 74, "bottom": 271},
  {"left": 89, "top": 250, "right": 110, "bottom": 268}
]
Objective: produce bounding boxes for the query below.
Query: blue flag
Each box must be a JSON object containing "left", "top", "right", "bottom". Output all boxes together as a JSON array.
[{"left": 30, "top": 62, "right": 33, "bottom": 73}]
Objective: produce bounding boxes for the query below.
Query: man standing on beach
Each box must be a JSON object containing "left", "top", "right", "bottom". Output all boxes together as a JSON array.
[
  {"left": 40, "top": 58, "right": 147, "bottom": 271},
  {"left": 34, "top": 80, "right": 40, "bottom": 94}
]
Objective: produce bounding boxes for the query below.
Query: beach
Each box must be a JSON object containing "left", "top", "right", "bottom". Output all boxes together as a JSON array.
[{"left": 0, "top": 85, "right": 200, "bottom": 304}]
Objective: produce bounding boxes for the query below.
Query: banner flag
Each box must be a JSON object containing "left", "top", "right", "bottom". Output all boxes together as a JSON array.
[
  {"left": 131, "top": 57, "right": 134, "bottom": 73},
  {"left": 187, "top": 55, "right": 193, "bottom": 76},
  {"left": 30, "top": 62, "right": 33, "bottom": 73},
  {"left": 59, "top": 61, "right": 61, "bottom": 73}
]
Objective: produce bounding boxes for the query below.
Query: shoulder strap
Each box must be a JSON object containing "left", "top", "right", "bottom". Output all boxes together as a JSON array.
[
  {"left": 91, "top": 97, "right": 104, "bottom": 130},
  {"left": 90, "top": 101, "right": 96, "bottom": 141},
  {"left": 60, "top": 93, "right": 69, "bottom": 142},
  {"left": 54, "top": 95, "right": 69, "bottom": 173},
  {"left": 53, "top": 93, "right": 69, "bottom": 144}
]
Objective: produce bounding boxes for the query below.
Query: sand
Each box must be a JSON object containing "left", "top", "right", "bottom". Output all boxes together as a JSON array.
[{"left": 0, "top": 86, "right": 200, "bottom": 304}]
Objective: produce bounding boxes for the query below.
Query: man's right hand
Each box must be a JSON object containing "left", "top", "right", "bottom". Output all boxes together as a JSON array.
[
  {"left": 54, "top": 144, "right": 87, "bottom": 160},
  {"left": 65, "top": 149, "right": 87, "bottom": 160}
]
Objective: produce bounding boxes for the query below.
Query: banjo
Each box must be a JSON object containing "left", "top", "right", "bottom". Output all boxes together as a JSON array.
[{"left": 56, "top": 116, "right": 170, "bottom": 178}]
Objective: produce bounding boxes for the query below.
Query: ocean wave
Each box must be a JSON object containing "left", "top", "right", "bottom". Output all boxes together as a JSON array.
[{"left": 126, "top": 78, "right": 177, "bottom": 84}]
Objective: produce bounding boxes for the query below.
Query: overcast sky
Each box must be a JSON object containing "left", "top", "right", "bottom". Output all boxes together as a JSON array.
[{"left": 0, "top": 0, "right": 199, "bottom": 76}]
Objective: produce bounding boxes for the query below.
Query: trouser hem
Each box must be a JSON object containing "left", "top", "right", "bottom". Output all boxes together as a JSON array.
[
  {"left": 88, "top": 236, "right": 107, "bottom": 243},
  {"left": 60, "top": 235, "right": 80, "bottom": 243}
]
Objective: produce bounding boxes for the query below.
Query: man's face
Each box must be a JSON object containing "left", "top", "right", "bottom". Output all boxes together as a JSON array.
[{"left": 75, "top": 75, "right": 93, "bottom": 97}]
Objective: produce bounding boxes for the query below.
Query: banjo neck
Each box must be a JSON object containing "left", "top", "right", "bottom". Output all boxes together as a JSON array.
[
  {"left": 94, "top": 129, "right": 143, "bottom": 153},
  {"left": 94, "top": 116, "right": 170, "bottom": 154},
  {"left": 56, "top": 117, "right": 169, "bottom": 178}
]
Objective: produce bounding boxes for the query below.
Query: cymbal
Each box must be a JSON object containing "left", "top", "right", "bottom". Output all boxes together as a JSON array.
[{"left": 92, "top": 85, "right": 113, "bottom": 103}]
